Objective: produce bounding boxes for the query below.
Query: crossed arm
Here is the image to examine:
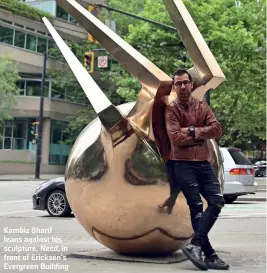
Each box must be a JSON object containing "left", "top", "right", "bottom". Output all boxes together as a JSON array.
[{"left": 165, "top": 103, "right": 222, "bottom": 146}]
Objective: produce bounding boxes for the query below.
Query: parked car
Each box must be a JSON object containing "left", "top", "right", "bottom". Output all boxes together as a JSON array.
[
  {"left": 220, "top": 147, "right": 258, "bottom": 204},
  {"left": 32, "top": 177, "right": 72, "bottom": 217},
  {"left": 254, "top": 161, "right": 267, "bottom": 177}
]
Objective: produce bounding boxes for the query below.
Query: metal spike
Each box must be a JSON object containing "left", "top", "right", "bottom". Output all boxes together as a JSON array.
[{"left": 42, "top": 17, "right": 111, "bottom": 114}]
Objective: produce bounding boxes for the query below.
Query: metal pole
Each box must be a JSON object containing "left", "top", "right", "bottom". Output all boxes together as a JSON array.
[
  {"left": 35, "top": 52, "right": 47, "bottom": 179},
  {"left": 95, "top": 4, "right": 177, "bottom": 32}
]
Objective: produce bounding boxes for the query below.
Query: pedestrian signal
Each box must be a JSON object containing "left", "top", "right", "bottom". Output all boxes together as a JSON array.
[
  {"left": 84, "top": 52, "right": 94, "bottom": 73},
  {"left": 30, "top": 121, "right": 39, "bottom": 137}
]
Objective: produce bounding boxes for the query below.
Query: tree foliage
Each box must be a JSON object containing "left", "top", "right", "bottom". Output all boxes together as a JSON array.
[
  {"left": 0, "top": 56, "right": 20, "bottom": 128},
  {"left": 103, "top": 0, "right": 266, "bottom": 146}
]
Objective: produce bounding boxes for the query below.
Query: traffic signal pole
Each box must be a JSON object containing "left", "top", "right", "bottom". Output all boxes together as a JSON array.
[
  {"left": 35, "top": 52, "right": 47, "bottom": 179},
  {"left": 95, "top": 4, "right": 177, "bottom": 32}
]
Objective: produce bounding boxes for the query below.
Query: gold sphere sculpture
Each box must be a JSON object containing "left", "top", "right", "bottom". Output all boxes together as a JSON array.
[{"left": 64, "top": 102, "right": 224, "bottom": 256}]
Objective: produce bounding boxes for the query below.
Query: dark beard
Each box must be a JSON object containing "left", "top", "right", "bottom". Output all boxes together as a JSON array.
[{"left": 178, "top": 90, "right": 191, "bottom": 103}]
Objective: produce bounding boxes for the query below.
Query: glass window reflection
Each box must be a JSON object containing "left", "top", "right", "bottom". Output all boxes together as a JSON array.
[
  {"left": 56, "top": 5, "right": 68, "bottom": 20},
  {"left": 26, "top": 34, "right": 37, "bottom": 51},
  {"left": 0, "top": 25, "right": 13, "bottom": 44},
  {"left": 17, "top": 80, "right": 26, "bottom": 95},
  {"left": 37, "top": 37, "right": 47, "bottom": 53},
  {"left": 14, "top": 30, "right": 25, "bottom": 48}
]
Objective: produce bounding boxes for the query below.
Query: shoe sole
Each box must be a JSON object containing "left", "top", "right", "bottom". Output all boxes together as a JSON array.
[
  {"left": 207, "top": 264, "right": 230, "bottom": 270},
  {"left": 182, "top": 248, "right": 208, "bottom": 271}
]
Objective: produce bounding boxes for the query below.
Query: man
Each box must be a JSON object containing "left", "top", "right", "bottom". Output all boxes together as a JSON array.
[{"left": 163, "top": 69, "right": 229, "bottom": 270}]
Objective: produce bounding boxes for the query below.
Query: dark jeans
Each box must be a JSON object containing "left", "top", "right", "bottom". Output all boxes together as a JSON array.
[
  {"left": 167, "top": 160, "right": 225, "bottom": 256},
  {"left": 166, "top": 160, "right": 181, "bottom": 204}
]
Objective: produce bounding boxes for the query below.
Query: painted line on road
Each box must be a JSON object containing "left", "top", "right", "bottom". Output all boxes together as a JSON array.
[
  {"left": 0, "top": 210, "right": 35, "bottom": 215},
  {"left": 0, "top": 199, "right": 31, "bottom": 204}
]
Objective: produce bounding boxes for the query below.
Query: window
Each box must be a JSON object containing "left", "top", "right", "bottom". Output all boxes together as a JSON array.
[
  {"left": 228, "top": 148, "right": 252, "bottom": 165},
  {"left": 48, "top": 39, "right": 56, "bottom": 49},
  {"left": 0, "top": 24, "right": 57, "bottom": 56},
  {"left": 37, "top": 37, "right": 47, "bottom": 53},
  {"left": 17, "top": 80, "right": 26, "bottom": 95},
  {"left": 0, "top": 119, "right": 27, "bottom": 150},
  {"left": 69, "top": 15, "right": 77, "bottom": 24},
  {"left": 26, "top": 27, "right": 34, "bottom": 31},
  {"left": 13, "top": 119, "right": 27, "bottom": 150},
  {"left": 14, "top": 23, "right": 24, "bottom": 28},
  {"left": 0, "top": 19, "right": 12, "bottom": 24},
  {"left": 14, "top": 30, "right": 25, "bottom": 48},
  {"left": 3, "top": 124, "right": 12, "bottom": 149},
  {"left": 56, "top": 5, "right": 68, "bottom": 21},
  {"left": 0, "top": 25, "right": 13, "bottom": 44},
  {"left": 49, "top": 120, "right": 70, "bottom": 165},
  {"left": 25, "top": 0, "right": 56, "bottom": 16},
  {"left": 25, "top": 80, "right": 41, "bottom": 96},
  {"left": 25, "top": 80, "right": 49, "bottom": 97},
  {"left": 56, "top": 5, "right": 78, "bottom": 24},
  {"left": 26, "top": 33, "right": 37, "bottom": 51},
  {"left": 51, "top": 120, "right": 62, "bottom": 144}
]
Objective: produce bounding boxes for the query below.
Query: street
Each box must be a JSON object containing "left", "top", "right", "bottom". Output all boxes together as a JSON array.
[{"left": 0, "top": 178, "right": 266, "bottom": 273}]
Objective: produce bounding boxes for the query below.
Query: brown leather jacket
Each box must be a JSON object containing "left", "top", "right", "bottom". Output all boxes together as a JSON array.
[{"left": 164, "top": 97, "right": 222, "bottom": 162}]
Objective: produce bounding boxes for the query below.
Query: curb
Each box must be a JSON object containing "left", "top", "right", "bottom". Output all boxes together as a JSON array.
[{"left": 0, "top": 178, "right": 49, "bottom": 182}]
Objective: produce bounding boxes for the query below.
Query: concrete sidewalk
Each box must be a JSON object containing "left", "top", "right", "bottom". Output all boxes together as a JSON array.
[{"left": 0, "top": 174, "right": 62, "bottom": 181}]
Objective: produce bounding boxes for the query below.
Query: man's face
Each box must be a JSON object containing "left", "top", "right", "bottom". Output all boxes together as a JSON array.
[{"left": 173, "top": 73, "right": 193, "bottom": 102}]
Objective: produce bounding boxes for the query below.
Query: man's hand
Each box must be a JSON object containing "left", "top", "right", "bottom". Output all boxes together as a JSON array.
[
  {"left": 156, "top": 81, "right": 173, "bottom": 97},
  {"left": 158, "top": 196, "right": 176, "bottom": 214},
  {"left": 181, "top": 127, "right": 188, "bottom": 134}
]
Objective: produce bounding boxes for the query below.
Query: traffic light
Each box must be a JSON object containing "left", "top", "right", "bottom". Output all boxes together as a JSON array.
[
  {"left": 30, "top": 121, "right": 39, "bottom": 138},
  {"left": 84, "top": 52, "right": 94, "bottom": 73},
  {"left": 88, "top": 5, "right": 99, "bottom": 43}
]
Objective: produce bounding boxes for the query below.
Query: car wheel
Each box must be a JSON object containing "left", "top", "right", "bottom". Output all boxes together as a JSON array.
[
  {"left": 46, "top": 190, "right": 71, "bottom": 217},
  {"left": 224, "top": 196, "right": 238, "bottom": 204}
]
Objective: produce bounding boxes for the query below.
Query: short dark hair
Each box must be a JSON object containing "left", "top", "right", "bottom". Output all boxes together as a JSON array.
[{"left": 172, "top": 69, "right": 192, "bottom": 82}]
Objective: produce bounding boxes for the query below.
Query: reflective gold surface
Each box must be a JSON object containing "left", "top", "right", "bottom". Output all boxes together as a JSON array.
[
  {"left": 42, "top": 0, "right": 225, "bottom": 255},
  {"left": 66, "top": 102, "right": 195, "bottom": 255}
]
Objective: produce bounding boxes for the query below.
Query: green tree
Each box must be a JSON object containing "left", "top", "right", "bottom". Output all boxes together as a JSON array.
[
  {"left": 0, "top": 56, "right": 20, "bottom": 130},
  {"left": 102, "top": 0, "right": 266, "bottom": 147},
  {"left": 182, "top": 0, "right": 266, "bottom": 147},
  {"left": 105, "top": 0, "right": 147, "bottom": 36}
]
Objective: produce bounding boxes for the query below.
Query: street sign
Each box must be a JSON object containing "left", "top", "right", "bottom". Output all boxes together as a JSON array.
[{"left": 97, "top": 56, "right": 108, "bottom": 68}]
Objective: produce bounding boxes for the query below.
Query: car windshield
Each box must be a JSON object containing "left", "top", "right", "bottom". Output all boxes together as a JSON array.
[{"left": 228, "top": 148, "right": 252, "bottom": 165}]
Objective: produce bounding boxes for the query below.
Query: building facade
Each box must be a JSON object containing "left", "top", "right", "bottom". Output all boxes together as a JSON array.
[{"left": 0, "top": 0, "right": 107, "bottom": 174}]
